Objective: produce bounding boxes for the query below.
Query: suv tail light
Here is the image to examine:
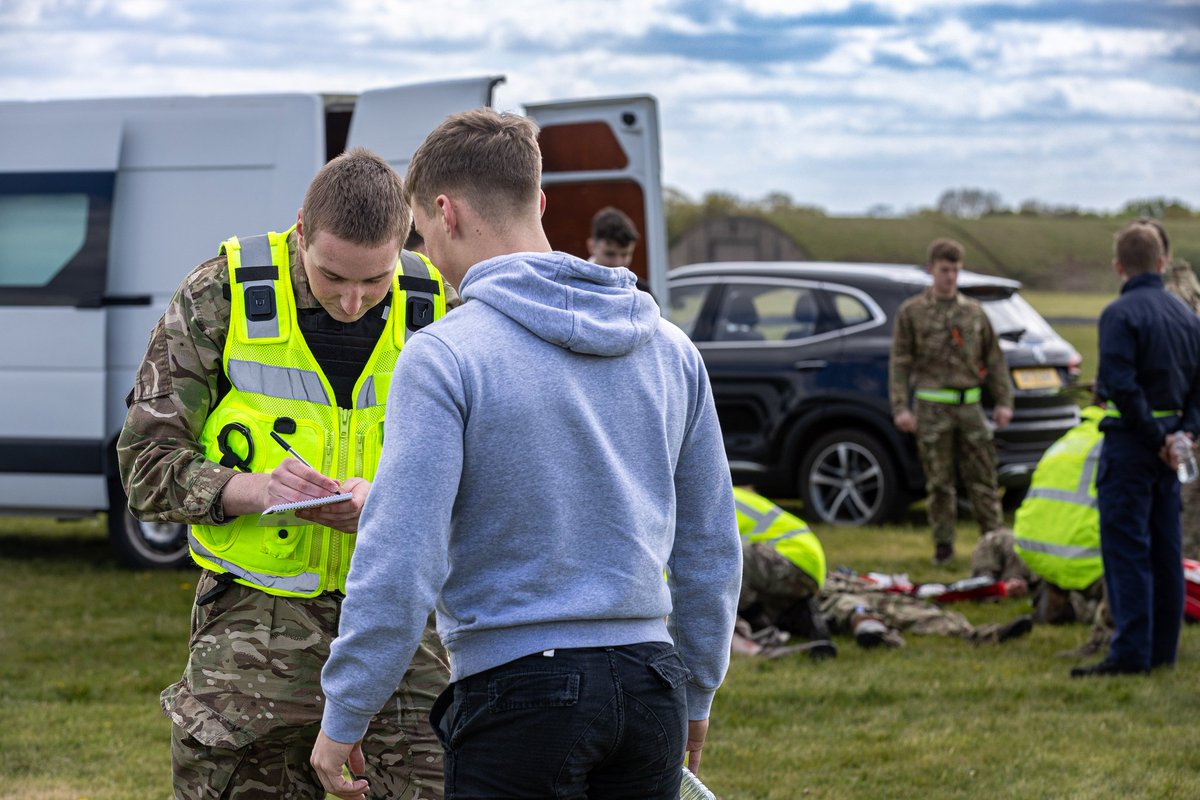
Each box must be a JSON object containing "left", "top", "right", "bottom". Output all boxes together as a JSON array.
[{"left": 1067, "top": 349, "right": 1082, "bottom": 378}]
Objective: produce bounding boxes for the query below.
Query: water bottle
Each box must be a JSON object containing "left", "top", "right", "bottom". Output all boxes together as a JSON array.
[
  {"left": 680, "top": 766, "right": 717, "bottom": 800},
  {"left": 1173, "top": 435, "right": 1198, "bottom": 484}
]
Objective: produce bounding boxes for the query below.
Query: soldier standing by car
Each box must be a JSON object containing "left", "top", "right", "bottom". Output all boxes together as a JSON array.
[{"left": 889, "top": 238, "right": 1014, "bottom": 565}]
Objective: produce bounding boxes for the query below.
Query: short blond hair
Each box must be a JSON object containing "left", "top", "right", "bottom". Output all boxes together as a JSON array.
[
  {"left": 405, "top": 109, "right": 542, "bottom": 226},
  {"left": 303, "top": 147, "right": 409, "bottom": 247}
]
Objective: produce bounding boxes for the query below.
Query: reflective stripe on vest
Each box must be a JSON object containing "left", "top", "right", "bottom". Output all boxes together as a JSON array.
[
  {"left": 733, "top": 487, "right": 826, "bottom": 589},
  {"left": 236, "top": 234, "right": 282, "bottom": 340},
  {"left": 189, "top": 531, "right": 321, "bottom": 595},
  {"left": 1012, "top": 407, "right": 1105, "bottom": 590},
  {"left": 915, "top": 387, "right": 981, "bottom": 405},
  {"left": 228, "top": 359, "right": 329, "bottom": 404}
]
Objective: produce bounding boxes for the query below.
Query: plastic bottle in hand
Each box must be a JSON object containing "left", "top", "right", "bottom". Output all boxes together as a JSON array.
[
  {"left": 1173, "top": 435, "right": 1198, "bottom": 484},
  {"left": 680, "top": 766, "right": 716, "bottom": 800}
]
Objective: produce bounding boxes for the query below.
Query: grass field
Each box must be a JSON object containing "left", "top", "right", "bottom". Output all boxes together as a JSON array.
[{"left": 3, "top": 513, "right": 1198, "bottom": 799}]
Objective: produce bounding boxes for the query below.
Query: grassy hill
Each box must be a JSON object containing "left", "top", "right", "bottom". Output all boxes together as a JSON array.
[{"left": 668, "top": 204, "right": 1200, "bottom": 293}]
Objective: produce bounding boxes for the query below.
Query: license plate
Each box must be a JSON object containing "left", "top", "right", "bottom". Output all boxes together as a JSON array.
[{"left": 1012, "top": 367, "right": 1061, "bottom": 390}]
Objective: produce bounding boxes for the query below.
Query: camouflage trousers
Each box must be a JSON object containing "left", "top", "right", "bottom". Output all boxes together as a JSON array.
[
  {"left": 739, "top": 539, "right": 820, "bottom": 619},
  {"left": 162, "top": 570, "right": 449, "bottom": 799},
  {"left": 819, "top": 571, "right": 1009, "bottom": 643},
  {"left": 915, "top": 400, "right": 1004, "bottom": 546}
]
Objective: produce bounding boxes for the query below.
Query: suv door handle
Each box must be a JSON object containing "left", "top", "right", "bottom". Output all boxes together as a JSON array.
[{"left": 793, "top": 360, "right": 828, "bottom": 370}]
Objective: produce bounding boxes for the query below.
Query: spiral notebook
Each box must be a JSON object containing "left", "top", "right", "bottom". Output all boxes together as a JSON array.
[{"left": 257, "top": 492, "right": 354, "bottom": 527}]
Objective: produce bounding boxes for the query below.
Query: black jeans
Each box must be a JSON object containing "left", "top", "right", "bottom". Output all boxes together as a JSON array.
[{"left": 430, "top": 642, "right": 690, "bottom": 799}]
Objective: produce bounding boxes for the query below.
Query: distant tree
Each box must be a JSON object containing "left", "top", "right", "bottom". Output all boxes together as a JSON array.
[
  {"left": 866, "top": 203, "right": 895, "bottom": 218},
  {"left": 936, "top": 187, "right": 1005, "bottom": 218},
  {"left": 1121, "top": 197, "right": 1195, "bottom": 219},
  {"left": 700, "top": 191, "right": 744, "bottom": 218}
]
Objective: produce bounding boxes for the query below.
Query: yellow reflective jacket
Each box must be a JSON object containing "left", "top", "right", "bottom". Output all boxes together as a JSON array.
[
  {"left": 1013, "top": 406, "right": 1105, "bottom": 591},
  {"left": 190, "top": 227, "right": 447, "bottom": 597},
  {"left": 733, "top": 487, "right": 826, "bottom": 589}
]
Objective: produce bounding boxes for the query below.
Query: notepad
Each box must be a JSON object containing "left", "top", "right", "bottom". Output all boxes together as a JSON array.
[{"left": 257, "top": 492, "right": 354, "bottom": 527}]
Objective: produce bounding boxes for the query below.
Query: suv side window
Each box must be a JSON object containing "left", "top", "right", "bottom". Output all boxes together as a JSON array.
[
  {"left": 714, "top": 283, "right": 823, "bottom": 343},
  {"left": 667, "top": 282, "right": 711, "bottom": 338},
  {"left": 830, "top": 291, "right": 871, "bottom": 327}
]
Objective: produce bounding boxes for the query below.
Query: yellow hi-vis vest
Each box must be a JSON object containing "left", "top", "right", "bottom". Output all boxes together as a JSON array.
[
  {"left": 1013, "top": 406, "right": 1105, "bottom": 591},
  {"left": 190, "top": 227, "right": 447, "bottom": 598},
  {"left": 733, "top": 487, "right": 826, "bottom": 590}
]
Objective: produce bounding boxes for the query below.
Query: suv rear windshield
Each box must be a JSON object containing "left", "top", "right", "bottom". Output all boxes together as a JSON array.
[{"left": 966, "top": 289, "right": 1058, "bottom": 341}]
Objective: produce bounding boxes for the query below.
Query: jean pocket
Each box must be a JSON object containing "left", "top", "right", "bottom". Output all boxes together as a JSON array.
[
  {"left": 647, "top": 648, "right": 692, "bottom": 690},
  {"left": 487, "top": 669, "right": 580, "bottom": 712}
]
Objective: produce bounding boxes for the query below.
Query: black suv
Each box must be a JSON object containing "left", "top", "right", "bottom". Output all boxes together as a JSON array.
[{"left": 667, "top": 261, "right": 1082, "bottom": 526}]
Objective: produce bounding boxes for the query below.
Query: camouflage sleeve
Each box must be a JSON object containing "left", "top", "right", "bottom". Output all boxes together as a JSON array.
[
  {"left": 888, "top": 302, "right": 914, "bottom": 415},
  {"left": 116, "top": 258, "right": 239, "bottom": 525},
  {"left": 444, "top": 279, "right": 462, "bottom": 309},
  {"left": 979, "top": 310, "right": 1013, "bottom": 407}
]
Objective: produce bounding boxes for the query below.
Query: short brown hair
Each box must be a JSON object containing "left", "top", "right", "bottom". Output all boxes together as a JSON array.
[
  {"left": 927, "top": 238, "right": 965, "bottom": 265},
  {"left": 1114, "top": 222, "right": 1164, "bottom": 276},
  {"left": 591, "top": 206, "right": 639, "bottom": 247},
  {"left": 405, "top": 109, "right": 542, "bottom": 225},
  {"left": 1138, "top": 216, "right": 1171, "bottom": 258},
  {"left": 302, "top": 147, "right": 408, "bottom": 247}
]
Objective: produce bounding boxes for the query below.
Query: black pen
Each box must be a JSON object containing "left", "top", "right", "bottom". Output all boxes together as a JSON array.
[{"left": 270, "top": 431, "right": 313, "bottom": 469}]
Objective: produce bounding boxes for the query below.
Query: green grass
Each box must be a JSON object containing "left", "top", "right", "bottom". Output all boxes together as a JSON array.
[{"left": 3, "top": 514, "right": 1198, "bottom": 799}]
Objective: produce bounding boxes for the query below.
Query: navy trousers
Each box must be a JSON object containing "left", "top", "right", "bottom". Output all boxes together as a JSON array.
[
  {"left": 430, "top": 642, "right": 690, "bottom": 799},
  {"left": 1096, "top": 429, "right": 1185, "bottom": 670}
]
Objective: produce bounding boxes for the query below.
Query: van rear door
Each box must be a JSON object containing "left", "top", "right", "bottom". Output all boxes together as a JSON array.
[
  {"left": 525, "top": 96, "right": 667, "bottom": 302},
  {"left": 343, "top": 76, "right": 504, "bottom": 173},
  {"left": 0, "top": 107, "right": 121, "bottom": 510}
]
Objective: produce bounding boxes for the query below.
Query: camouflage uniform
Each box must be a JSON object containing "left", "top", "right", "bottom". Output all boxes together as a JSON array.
[
  {"left": 118, "top": 231, "right": 459, "bottom": 798},
  {"left": 1165, "top": 258, "right": 1200, "bottom": 561},
  {"left": 889, "top": 288, "right": 1012, "bottom": 547},
  {"left": 971, "top": 527, "right": 1104, "bottom": 625},
  {"left": 819, "top": 570, "right": 1016, "bottom": 643}
]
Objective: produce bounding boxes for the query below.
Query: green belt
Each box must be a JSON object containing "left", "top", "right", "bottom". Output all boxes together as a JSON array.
[
  {"left": 1103, "top": 408, "right": 1181, "bottom": 418},
  {"left": 915, "top": 387, "right": 982, "bottom": 405}
]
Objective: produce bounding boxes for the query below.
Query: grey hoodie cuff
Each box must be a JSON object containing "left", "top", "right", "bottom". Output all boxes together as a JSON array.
[
  {"left": 320, "top": 698, "right": 375, "bottom": 745},
  {"left": 686, "top": 685, "right": 716, "bottom": 720}
]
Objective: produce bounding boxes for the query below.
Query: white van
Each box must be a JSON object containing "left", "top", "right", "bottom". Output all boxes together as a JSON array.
[{"left": 0, "top": 75, "right": 668, "bottom": 567}]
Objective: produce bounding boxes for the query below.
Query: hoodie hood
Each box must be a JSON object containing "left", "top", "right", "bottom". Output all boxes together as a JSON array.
[{"left": 457, "top": 251, "right": 660, "bottom": 357}]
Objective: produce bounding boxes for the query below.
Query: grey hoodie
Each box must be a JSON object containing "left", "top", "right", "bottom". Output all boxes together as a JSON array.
[{"left": 321, "top": 251, "right": 741, "bottom": 744}]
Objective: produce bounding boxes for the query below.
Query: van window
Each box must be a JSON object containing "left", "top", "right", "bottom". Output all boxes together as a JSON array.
[
  {"left": 0, "top": 194, "right": 89, "bottom": 287},
  {"left": 0, "top": 172, "right": 113, "bottom": 307}
]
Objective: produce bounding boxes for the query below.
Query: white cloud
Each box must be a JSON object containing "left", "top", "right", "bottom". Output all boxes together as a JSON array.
[{"left": 0, "top": 0, "right": 1196, "bottom": 213}]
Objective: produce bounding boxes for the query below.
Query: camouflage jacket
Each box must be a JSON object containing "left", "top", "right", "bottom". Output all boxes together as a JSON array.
[
  {"left": 117, "top": 230, "right": 460, "bottom": 525},
  {"left": 888, "top": 288, "right": 1013, "bottom": 416},
  {"left": 1165, "top": 259, "right": 1200, "bottom": 314}
]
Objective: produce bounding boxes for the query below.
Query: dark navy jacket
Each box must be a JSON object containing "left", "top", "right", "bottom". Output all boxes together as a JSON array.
[{"left": 1096, "top": 272, "right": 1200, "bottom": 451}]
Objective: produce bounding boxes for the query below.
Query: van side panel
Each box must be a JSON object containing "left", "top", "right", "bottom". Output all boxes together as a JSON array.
[{"left": 0, "top": 94, "right": 324, "bottom": 512}]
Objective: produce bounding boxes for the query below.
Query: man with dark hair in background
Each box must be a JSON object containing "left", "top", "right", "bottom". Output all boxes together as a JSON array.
[
  {"left": 1072, "top": 221, "right": 1200, "bottom": 677},
  {"left": 588, "top": 205, "right": 653, "bottom": 296}
]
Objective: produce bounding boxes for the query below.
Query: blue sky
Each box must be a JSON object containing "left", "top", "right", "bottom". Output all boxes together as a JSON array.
[{"left": 1, "top": 0, "right": 1197, "bottom": 214}]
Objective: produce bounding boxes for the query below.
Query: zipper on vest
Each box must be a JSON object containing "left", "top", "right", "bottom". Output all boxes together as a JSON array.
[{"left": 325, "top": 407, "right": 354, "bottom": 592}]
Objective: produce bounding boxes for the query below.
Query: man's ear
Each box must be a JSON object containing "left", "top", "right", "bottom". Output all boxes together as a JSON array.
[
  {"left": 539, "top": 189, "right": 547, "bottom": 218},
  {"left": 436, "top": 194, "right": 457, "bottom": 238},
  {"left": 1113, "top": 258, "right": 1128, "bottom": 282},
  {"left": 296, "top": 209, "right": 305, "bottom": 249}
]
